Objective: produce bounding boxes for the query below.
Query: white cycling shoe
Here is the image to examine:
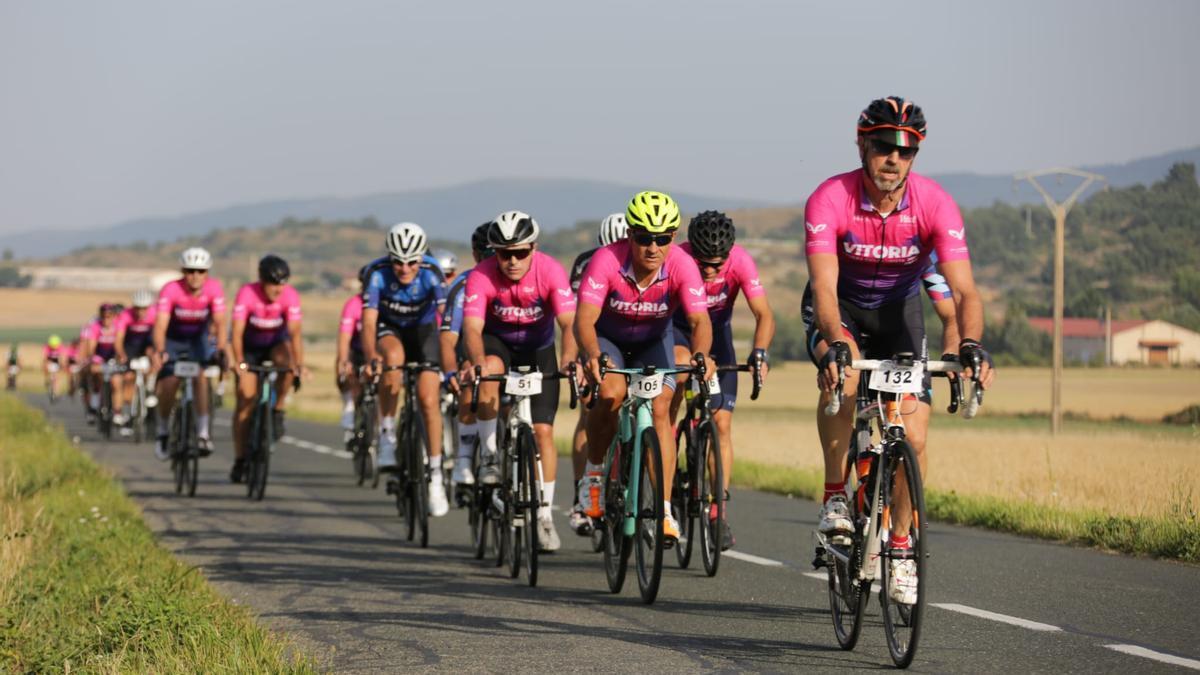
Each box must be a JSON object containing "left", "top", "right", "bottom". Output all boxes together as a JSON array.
[
  {"left": 538, "top": 516, "right": 561, "bottom": 552},
  {"left": 428, "top": 477, "right": 450, "bottom": 517},
  {"left": 378, "top": 433, "right": 398, "bottom": 472},
  {"left": 451, "top": 457, "right": 475, "bottom": 485},
  {"left": 818, "top": 496, "right": 854, "bottom": 535},
  {"left": 889, "top": 558, "right": 919, "bottom": 605}
]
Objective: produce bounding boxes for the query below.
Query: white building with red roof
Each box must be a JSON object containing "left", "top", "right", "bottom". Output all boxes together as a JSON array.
[{"left": 1028, "top": 317, "right": 1200, "bottom": 366}]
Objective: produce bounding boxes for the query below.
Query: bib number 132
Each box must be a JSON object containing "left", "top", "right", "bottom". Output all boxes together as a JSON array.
[{"left": 868, "top": 361, "right": 925, "bottom": 394}]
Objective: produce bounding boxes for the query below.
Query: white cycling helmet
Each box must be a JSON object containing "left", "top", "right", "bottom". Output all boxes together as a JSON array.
[
  {"left": 432, "top": 248, "right": 458, "bottom": 274},
  {"left": 598, "top": 212, "right": 629, "bottom": 246},
  {"left": 132, "top": 289, "right": 154, "bottom": 308},
  {"left": 386, "top": 222, "right": 428, "bottom": 262},
  {"left": 487, "top": 210, "right": 539, "bottom": 248},
  {"left": 179, "top": 247, "right": 212, "bottom": 270}
]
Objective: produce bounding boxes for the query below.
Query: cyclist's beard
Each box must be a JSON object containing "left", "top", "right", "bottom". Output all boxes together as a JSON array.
[{"left": 861, "top": 153, "right": 909, "bottom": 195}]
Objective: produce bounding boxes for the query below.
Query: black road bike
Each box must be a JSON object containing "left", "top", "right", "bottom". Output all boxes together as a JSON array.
[
  {"left": 241, "top": 362, "right": 296, "bottom": 501},
  {"left": 385, "top": 362, "right": 439, "bottom": 548}
]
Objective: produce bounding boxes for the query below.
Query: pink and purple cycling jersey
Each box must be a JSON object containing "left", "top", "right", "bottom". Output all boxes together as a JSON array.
[
  {"left": 804, "top": 169, "right": 969, "bottom": 309},
  {"left": 232, "top": 282, "right": 302, "bottom": 349},
  {"left": 673, "top": 243, "right": 766, "bottom": 330},
  {"left": 117, "top": 307, "right": 157, "bottom": 339},
  {"left": 339, "top": 294, "right": 364, "bottom": 352},
  {"left": 579, "top": 241, "right": 708, "bottom": 344},
  {"left": 82, "top": 319, "right": 119, "bottom": 358},
  {"left": 43, "top": 345, "right": 63, "bottom": 361},
  {"left": 464, "top": 251, "right": 576, "bottom": 350},
  {"left": 157, "top": 278, "right": 226, "bottom": 339}
]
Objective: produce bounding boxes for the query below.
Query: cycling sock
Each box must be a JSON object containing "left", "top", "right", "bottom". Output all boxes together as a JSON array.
[
  {"left": 584, "top": 460, "right": 602, "bottom": 476},
  {"left": 428, "top": 455, "right": 443, "bottom": 476},
  {"left": 823, "top": 482, "right": 843, "bottom": 503},
  {"left": 457, "top": 421, "right": 478, "bottom": 460},
  {"left": 340, "top": 390, "right": 354, "bottom": 409},
  {"left": 90, "top": 393, "right": 100, "bottom": 409},
  {"left": 889, "top": 534, "right": 912, "bottom": 549},
  {"left": 156, "top": 415, "right": 167, "bottom": 436},
  {"left": 540, "top": 479, "right": 555, "bottom": 517},
  {"left": 381, "top": 415, "right": 396, "bottom": 437},
  {"left": 197, "top": 414, "right": 210, "bottom": 439},
  {"left": 479, "top": 418, "right": 498, "bottom": 456}
]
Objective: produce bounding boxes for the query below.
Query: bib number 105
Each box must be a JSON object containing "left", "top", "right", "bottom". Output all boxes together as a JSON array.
[{"left": 630, "top": 373, "right": 664, "bottom": 399}]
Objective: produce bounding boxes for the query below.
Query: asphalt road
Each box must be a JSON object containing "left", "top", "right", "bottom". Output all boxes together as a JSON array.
[{"left": 30, "top": 395, "right": 1200, "bottom": 673}]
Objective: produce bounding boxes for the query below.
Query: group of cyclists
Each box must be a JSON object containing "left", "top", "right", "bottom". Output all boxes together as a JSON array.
[{"left": 27, "top": 95, "right": 994, "bottom": 615}]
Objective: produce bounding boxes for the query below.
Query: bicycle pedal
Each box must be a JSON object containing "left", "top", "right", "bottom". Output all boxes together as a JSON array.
[{"left": 385, "top": 479, "right": 399, "bottom": 495}]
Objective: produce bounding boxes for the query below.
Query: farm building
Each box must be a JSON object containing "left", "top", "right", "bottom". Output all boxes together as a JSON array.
[
  {"left": 1027, "top": 317, "right": 1200, "bottom": 366},
  {"left": 18, "top": 266, "right": 178, "bottom": 292}
]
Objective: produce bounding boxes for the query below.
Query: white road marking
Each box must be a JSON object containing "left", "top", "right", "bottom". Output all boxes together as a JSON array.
[
  {"left": 802, "top": 571, "right": 826, "bottom": 581},
  {"left": 1104, "top": 644, "right": 1200, "bottom": 670},
  {"left": 931, "top": 603, "right": 1062, "bottom": 632},
  {"left": 724, "top": 550, "right": 784, "bottom": 567}
]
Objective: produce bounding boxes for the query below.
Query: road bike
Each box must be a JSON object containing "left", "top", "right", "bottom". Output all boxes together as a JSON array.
[
  {"left": 671, "top": 360, "right": 762, "bottom": 577},
  {"left": 385, "top": 362, "right": 439, "bottom": 548},
  {"left": 594, "top": 354, "right": 702, "bottom": 605},
  {"left": 348, "top": 366, "right": 380, "bottom": 487},
  {"left": 97, "top": 359, "right": 128, "bottom": 441},
  {"left": 439, "top": 388, "right": 458, "bottom": 500},
  {"left": 241, "top": 362, "right": 296, "bottom": 501},
  {"left": 46, "top": 361, "right": 61, "bottom": 404},
  {"left": 166, "top": 354, "right": 207, "bottom": 497},
  {"left": 5, "top": 362, "right": 18, "bottom": 391},
  {"left": 127, "top": 356, "right": 154, "bottom": 444},
  {"left": 813, "top": 351, "right": 983, "bottom": 668},
  {"left": 470, "top": 363, "right": 578, "bottom": 587}
]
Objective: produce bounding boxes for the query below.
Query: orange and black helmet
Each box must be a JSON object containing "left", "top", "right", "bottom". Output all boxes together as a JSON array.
[{"left": 857, "top": 96, "right": 926, "bottom": 148}]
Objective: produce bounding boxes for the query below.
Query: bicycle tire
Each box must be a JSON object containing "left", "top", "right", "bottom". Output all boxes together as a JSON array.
[
  {"left": 249, "top": 405, "right": 272, "bottom": 501},
  {"left": 879, "top": 439, "right": 926, "bottom": 669},
  {"left": 698, "top": 421, "right": 723, "bottom": 577},
  {"left": 397, "top": 409, "right": 416, "bottom": 540},
  {"left": 100, "top": 379, "right": 113, "bottom": 440},
  {"left": 352, "top": 401, "right": 369, "bottom": 485},
  {"left": 171, "top": 407, "right": 185, "bottom": 495},
  {"left": 672, "top": 420, "right": 694, "bottom": 570},
  {"left": 468, "top": 436, "right": 487, "bottom": 558},
  {"left": 634, "top": 426, "right": 665, "bottom": 604},
  {"left": 414, "top": 411, "right": 430, "bottom": 549},
  {"left": 518, "top": 425, "right": 540, "bottom": 587},
  {"left": 829, "top": 431, "right": 868, "bottom": 650},
  {"left": 185, "top": 402, "right": 199, "bottom": 497},
  {"left": 132, "top": 385, "right": 144, "bottom": 444},
  {"left": 602, "top": 439, "right": 632, "bottom": 593}
]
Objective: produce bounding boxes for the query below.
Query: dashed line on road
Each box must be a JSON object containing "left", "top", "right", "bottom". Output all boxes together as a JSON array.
[
  {"left": 930, "top": 603, "right": 1062, "bottom": 632},
  {"left": 1104, "top": 644, "right": 1200, "bottom": 671},
  {"left": 724, "top": 550, "right": 785, "bottom": 567}
]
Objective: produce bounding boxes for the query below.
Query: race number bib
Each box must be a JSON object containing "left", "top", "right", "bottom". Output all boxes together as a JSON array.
[
  {"left": 173, "top": 361, "right": 201, "bottom": 378},
  {"left": 505, "top": 372, "right": 542, "bottom": 396},
  {"left": 868, "top": 361, "right": 925, "bottom": 394},
  {"left": 690, "top": 375, "right": 721, "bottom": 395},
  {"left": 630, "top": 373, "right": 664, "bottom": 399}
]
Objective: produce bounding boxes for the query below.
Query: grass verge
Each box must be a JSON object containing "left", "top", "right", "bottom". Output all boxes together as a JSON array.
[{"left": 0, "top": 394, "right": 317, "bottom": 673}]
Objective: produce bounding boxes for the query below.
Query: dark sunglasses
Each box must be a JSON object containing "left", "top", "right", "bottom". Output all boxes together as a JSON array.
[
  {"left": 182, "top": 268, "right": 208, "bottom": 276},
  {"left": 697, "top": 258, "right": 726, "bottom": 270},
  {"left": 632, "top": 232, "right": 674, "bottom": 247},
  {"left": 390, "top": 258, "right": 421, "bottom": 268},
  {"left": 868, "top": 138, "right": 918, "bottom": 159},
  {"left": 496, "top": 247, "right": 533, "bottom": 261}
]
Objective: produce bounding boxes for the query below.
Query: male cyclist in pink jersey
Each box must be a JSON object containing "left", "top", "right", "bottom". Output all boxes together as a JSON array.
[
  {"left": 83, "top": 303, "right": 128, "bottom": 423},
  {"left": 669, "top": 210, "right": 775, "bottom": 551},
  {"left": 336, "top": 265, "right": 370, "bottom": 435},
  {"left": 152, "top": 247, "right": 227, "bottom": 460},
  {"left": 117, "top": 290, "right": 159, "bottom": 415},
  {"left": 229, "top": 255, "right": 305, "bottom": 483},
  {"left": 804, "top": 96, "right": 995, "bottom": 605},
  {"left": 43, "top": 334, "right": 65, "bottom": 397},
  {"left": 575, "top": 191, "right": 713, "bottom": 545},
  {"left": 460, "top": 211, "right": 578, "bottom": 551}
]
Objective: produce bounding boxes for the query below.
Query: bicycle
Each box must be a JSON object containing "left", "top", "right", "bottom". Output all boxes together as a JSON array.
[
  {"left": 593, "top": 353, "right": 703, "bottom": 605},
  {"left": 440, "top": 388, "right": 458, "bottom": 499},
  {"left": 347, "top": 366, "right": 380, "bottom": 487},
  {"left": 97, "top": 359, "right": 128, "bottom": 441},
  {"left": 5, "top": 363, "right": 17, "bottom": 391},
  {"left": 671, "top": 360, "right": 763, "bottom": 577},
  {"left": 166, "top": 354, "right": 207, "bottom": 497},
  {"left": 127, "top": 356, "right": 154, "bottom": 444},
  {"left": 813, "top": 351, "right": 983, "bottom": 668},
  {"left": 384, "top": 362, "right": 439, "bottom": 548},
  {"left": 241, "top": 362, "right": 296, "bottom": 501},
  {"left": 46, "top": 361, "right": 61, "bottom": 404},
  {"left": 470, "top": 363, "right": 578, "bottom": 587}
]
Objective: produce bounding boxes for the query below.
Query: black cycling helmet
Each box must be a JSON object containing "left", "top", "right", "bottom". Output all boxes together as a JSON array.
[
  {"left": 687, "top": 210, "right": 736, "bottom": 259},
  {"left": 357, "top": 264, "right": 371, "bottom": 286},
  {"left": 471, "top": 222, "right": 494, "bottom": 257},
  {"left": 857, "top": 96, "right": 926, "bottom": 148},
  {"left": 258, "top": 254, "right": 290, "bottom": 284}
]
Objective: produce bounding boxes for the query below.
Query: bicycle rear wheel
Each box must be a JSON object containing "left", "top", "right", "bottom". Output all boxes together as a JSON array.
[
  {"left": 697, "top": 421, "right": 724, "bottom": 577},
  {"left": 879, "top": 439, "right": 926, "bottom": 668},
  {"left": 602, "top": 440, "right": 631, "bottom": 593},
  {"left": 100, "top": 380, "right": 113, "bottom": 440},
  {"left": 414, "top": 412, "right": 430, "bottom": 549},
  {"left": 171, "top": 408, "right": 185, "bottom": 495},
  {"left": 352, "top": 402, "right": 371, "bottom": 486},
  {"left": 672, "top": 421, "right": 694, "bottom": 569},
  {"left": 132, "top": 385, "right": 145, "bottom": 444},
  {"left": 518, "top": 425, "right": 540, "bottom": 587},
  {"left": 634, "top": 427, "right": 665, "bottom": 604},
  {"left": 184, "top": 402, "right": 199, "bottom": 497},
  {"left": 249, "top": 406, "right": 272, "bottom": 501}
]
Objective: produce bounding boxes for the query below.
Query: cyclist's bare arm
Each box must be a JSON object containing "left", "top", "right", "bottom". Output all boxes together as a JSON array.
[
  {"left": 212, "top": 308, "right": 228, "bottom": 354},
  {"left": 937, "top": 259, "right": 994, "bottom": 388},
  {"left": 683, "top": 310, "right": 714, "bottom": 374},
  {"left": 807, "top": 251, "right": 848, "bottom": 389},
  {"left": 361, "top": 308, "right": 379, "bottom": 367},
  {"left": 152, "top": 311, "right": 169, "bottom": 358},
  {"left": 231, "top": 318, "right": 247, "bottom": 367},
  {"left": 555, "top": 311, "right": 578, "bottom": 367},
  {"left": 462, "top": 316, "right": 488, "bottom": 376},
  {"left": 745, "top": 293, "right": 775, "bottom": 380},
  {"left": 336, "top": 329, "right": 353, "bottom": 376},
  {"left": 287, "top": 318, "right": 304, "bottom": 374},
  {"left": 932, "top": 297, "right": 960, "bottom": 356},
  {"left": 572, "top": 302, "right": 603, "bottom": 383}
]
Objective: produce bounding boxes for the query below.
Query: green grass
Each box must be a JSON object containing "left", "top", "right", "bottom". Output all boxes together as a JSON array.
[
  {"left": 0, "top": 326, "right": 80, "bottom": 344},
  {"left": 0, "top": 394, "right": 318, "bottom": 673}
]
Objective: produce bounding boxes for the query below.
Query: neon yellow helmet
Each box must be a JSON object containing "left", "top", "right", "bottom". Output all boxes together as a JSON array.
[
  {"left": 48, "top": 334, "right": 62, "bottom": 348},
  {"left": 625, "top": 190, "right": 681, "bottom": 233}
]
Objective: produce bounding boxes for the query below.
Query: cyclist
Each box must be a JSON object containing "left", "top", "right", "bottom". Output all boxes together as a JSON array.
[
  {"left": 43, "top": 334, "right": 65, "bottom": 394},
  {"left": 433, "top": 249, "right": 459, "bottom": 285},
  {"left": 566, "top": 212, "right": 628, "bottom": 535},
  {"left": 117, "top": 290, "right": 159, "bottom": 417},
  {"left": 336, "top": 265, "right": 370, "bottom": 436},
  {"left": 65, "top": 337, "right": 82, "bottom": 399},
  {"left": 804, "top": 96, "right": 995, "bottom": 605},
  {"left": 460, "top": 211, "right": 578, "bottom": 551},
  {"left": 439, "top": 223, "right": 494, "bottom": 487},
  {"left": 152, "top": 247, "right": 227, "bottom": 461},
  {"left": 669, "top": 210, "right": 775, "bottom": 551},
  {"left": 82, "top": 303, "right": 128, "bottom": 424},
  {"left": 361, "top": 223, "right": 450, "bottom": 516},
  {"left": 575, "top": 191, "right": 713, "bottom": 545},
  {"left": 229, "top": 255, "right": 305, "bottom": 483},
  {"left": 6, "top": 342, "right": 19, "bottom": 390}
]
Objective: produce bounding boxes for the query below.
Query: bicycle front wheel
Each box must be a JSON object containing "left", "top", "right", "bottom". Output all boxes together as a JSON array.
[
  {"left": 171, "top": 408, "right": 185, "bottom": 495},
  {"left": 132, "top": 385, "right": 145, "bottom": 444},
  {"left": 602, "top": 440, "right": 631, "bottom": 593},
  {"left": 697, "top": 421, "right": 724, "bottom": 577},
  {"left": 879, "top": 439, "right": 927, "bottom": 669},
  {"left": 184, "top": 403, "right": 199, "bottom": 497},
  {"left": 672, "top": 420, "right": 694, "bottom": 570},
  {"left": 100, "top": 380, "right": 113, "bottom": 440},
  {"left": 634, "top": 426, "right": 665, "bottom": 604},
  {"left": 518, "top": 425, "right": 540, "bottom": 587},
  {"left": 249, "top": 406, "right": 271, "bottom": 501},
  {"left": 412, "top": 411, "right": 430, "bottom": 548}
]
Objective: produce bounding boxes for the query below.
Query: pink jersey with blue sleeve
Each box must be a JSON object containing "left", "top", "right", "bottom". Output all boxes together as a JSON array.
[
  {"left": 463, "top": 251, "right": 576, "bottom": 350},
  {"left": 674, "top": 243, "right": 765, "bottom": 329},
  {"left": 232, "top": 282, "right": 302, "bottom": 348},
  {"left": 804, "top": 169, "right": 969, "bottom": 309},
  {"left": 339, "top": 294, "right": 364, "bottom": 352},
  {"left": 578, "top": 241, "right": 707, "bottom": 344},
  {"left": 157, "top": 278, "right": 226, "bottom": 339}
]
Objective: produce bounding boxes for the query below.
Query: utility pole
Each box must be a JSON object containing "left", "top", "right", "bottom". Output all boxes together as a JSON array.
[{"left": 1013, "top": 168, "right": 1106, "bottom": 435}]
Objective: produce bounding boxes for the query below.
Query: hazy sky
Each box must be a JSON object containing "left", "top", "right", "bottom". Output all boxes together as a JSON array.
[{"left": 2, "top": 0, "right": 1197, "bottom": 234}]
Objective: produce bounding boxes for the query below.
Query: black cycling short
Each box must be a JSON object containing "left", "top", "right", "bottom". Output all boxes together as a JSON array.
[
  {"left": 242, "top": 333, "right": 289, "bottom": 367},
  {"left": 377, "top": 321, "right": 439, "bottom": 365},
  {"left": 483, "top": 333, "right": 559, "bottom": 425},
  {"left": 801, "top": 283, "right": 932, "bottom": 403},
  {"left": 673, "top": 321, "right": 737, "bottom": 412}
]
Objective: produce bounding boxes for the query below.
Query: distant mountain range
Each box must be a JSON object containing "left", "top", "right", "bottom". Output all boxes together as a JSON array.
[{"left": 5, "top": 147, "right": 1197, "bottom": 259}]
